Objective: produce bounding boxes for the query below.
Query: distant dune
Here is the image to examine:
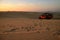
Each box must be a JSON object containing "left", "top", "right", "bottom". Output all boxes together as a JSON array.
[{"left": 0, "top": 12, "right": 60, "bottom": 19}]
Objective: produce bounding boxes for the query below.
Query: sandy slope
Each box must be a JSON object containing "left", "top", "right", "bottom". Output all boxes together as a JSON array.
[{"left": 0, "top": 18, "right": 60, "bottom": 40}]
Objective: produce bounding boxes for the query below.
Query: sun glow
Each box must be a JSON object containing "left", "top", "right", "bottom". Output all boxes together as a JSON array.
[{"left": 0, "top": 0, "right": 59, "bottom": 12}]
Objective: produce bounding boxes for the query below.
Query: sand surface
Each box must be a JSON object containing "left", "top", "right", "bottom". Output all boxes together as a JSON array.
[{"left": 0, "top": 18, "right": 60, "bottom": 40}]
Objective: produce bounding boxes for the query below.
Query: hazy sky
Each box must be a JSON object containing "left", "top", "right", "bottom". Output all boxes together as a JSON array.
[{"left": 0, "top": 0, "right": 60, "bottom": 12}]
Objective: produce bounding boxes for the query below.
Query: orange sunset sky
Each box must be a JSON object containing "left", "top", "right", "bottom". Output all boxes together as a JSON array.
[{"left": 0, "top": 0, "right": 60, "bottom": 12}]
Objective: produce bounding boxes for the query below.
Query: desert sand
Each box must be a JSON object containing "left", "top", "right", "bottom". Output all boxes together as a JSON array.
[{"left": 0, "top": 18, "right": 60, "bottom": 40}]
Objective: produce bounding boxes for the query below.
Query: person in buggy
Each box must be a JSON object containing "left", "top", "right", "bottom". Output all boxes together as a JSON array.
[{"left": 39, "top": 13, "right": 53, "bottom": 19}]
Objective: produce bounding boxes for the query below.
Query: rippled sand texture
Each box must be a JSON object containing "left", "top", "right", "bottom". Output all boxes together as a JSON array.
[{"left": 0, "top": 18, "right": 60, "bottom": 40}]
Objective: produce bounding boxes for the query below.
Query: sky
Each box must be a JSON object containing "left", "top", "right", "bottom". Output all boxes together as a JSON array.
[{"left": 0, "top": 0, "right": 60, "bottom": 12}]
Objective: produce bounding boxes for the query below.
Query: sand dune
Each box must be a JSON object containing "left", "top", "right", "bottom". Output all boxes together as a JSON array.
[{"left": 0, "top": 18, "right": 60, "bottom": 40}]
